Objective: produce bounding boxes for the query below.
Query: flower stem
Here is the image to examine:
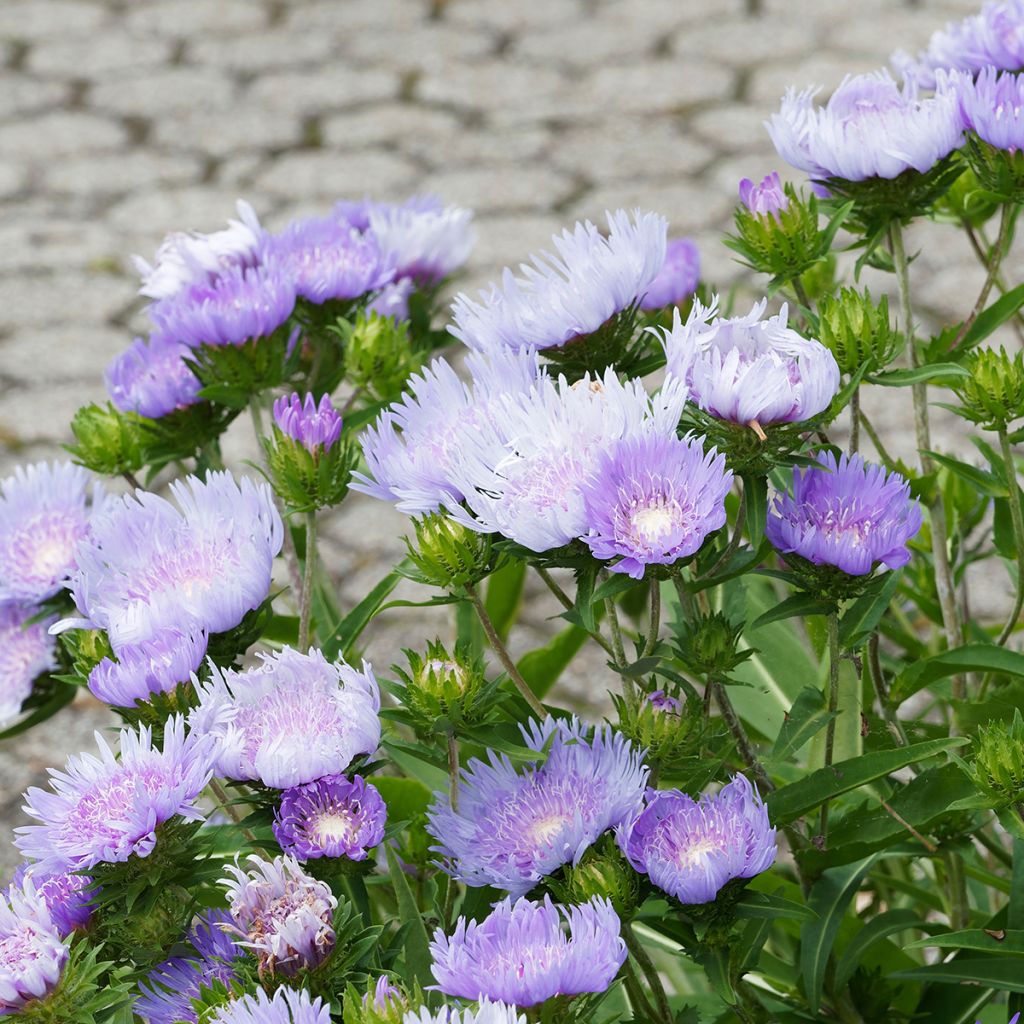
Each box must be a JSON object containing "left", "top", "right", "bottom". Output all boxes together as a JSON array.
[
  {"left": 819, "top": 609, "right": 841, "bottom": 842},
  {"left": 713, "top": 679, "right": 774, "bottom": 794},
  {"left": 622, "top": 924, "right": 673, "bottom": 1024},
  {"left": 849, "top": 386, "right": 860, "bottom": 454},
  {"left": 699, "top": 479, "right": 747, "bottom": 581},
  {"left": 446, "top": 728, "right": 460, "bottom": 812},
  {"left": 298, "top": 511, "right": 317, "bottom": 651},
  {"left": 868, "top": 633, "right": 908, "bottom": 747},
  {"left": 942, "top": 848, "right": 969, "bottom": 930},
  {"left": 621, "top": 959, "right": 660, "bottom": 1023},
  {"left": 997, "top": 426, "right": 1024, "bottom": 646},
  {"left": 605, "top": 594, "right": 627, "bottom": 666},
  {"left": 535, "top": 567, "right": 616, "bottom": 658},
  {"left": 643, "top": 579, "right": 661, "bottom": 657},
  {"left": 952, "top": 203, "right": 1014, "bottom": 350},
  {"left": 209, "top": 777, "right": 257, "bottom": 845},
  {"left": 859, "top": 408, "right": 897, "bottom": 466}
]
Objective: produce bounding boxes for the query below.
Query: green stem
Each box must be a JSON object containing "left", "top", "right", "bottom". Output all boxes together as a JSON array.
[
  {"left": 298, "top": 511, "right": 317, "bottom": 651},
  {"left": 713, "top": 680, "right": 774, "bottom": 794},
  {"left": 122, "top": 470, "right": 142, "bottom": 491},
  {"left": 859, "top": 409, "right": 897, "bottom": 466},
  {"left": 621, "top": 959, "right": 659, "bottom": 1023},
  {"left": 819, "top": 609, "right": 841, "bottom": 842},
  {"left": 535, "top": 567, "right": 615, "bottom": 657},
  {"left": 997, "top": 426, "right": 1024, "bottom": 646},
  {"left": 963, "top": 217, "right": 1024, "bottom": 341},
  {"left": 446, "top": 728, "right": 460, "bottom": 811},
  {"left": 643, "top": 579, "right": 661, "bottom": 657},
  {"left": 791, "top": 276, "right": 813, "bottom": 318},
  {"left": 849, "top": 385, "right": 860, "bottom": 454},
  {"left": 868, "top": 633, "right": 908, "bottom": 747},
  {"left": 605, "top": 594, "right": 627, "bottom": 666},
  {"left": 952, "top": 203, "right": 1014, "bottom": 350},
  {"left": 699, "top": 479, "right": 747, "bottom": 580},
  {"left": 622, "top": 924, "right": 673, "bottom": 1024},
  {"left": 943, "top": 848, "right": 969, "bottom": 931},
  {"left": 209, "top": 777, "right": 257, "bottom": 845}
]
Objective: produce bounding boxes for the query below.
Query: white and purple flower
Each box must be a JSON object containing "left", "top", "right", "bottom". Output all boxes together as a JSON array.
[
  {"left": 639, "top": 237, "right": 700, "bottom": 311},
  {"left": 0, "top": 604, "right": 57, "bottom": 727},
  {"left": 739, "top": 171, "right": 789, "bottom": 216},
  {"left": 273, "top": 392, "right": 343, "bottom": 453},
  {"left": 88, "top": 629, "right": 207, "bottom": 708},
  {"left": 106, "top": 334, "right": 202, "bottom": 420},
  {"left": 0, "top": 882, "right": 67, "bottom": 1015}
]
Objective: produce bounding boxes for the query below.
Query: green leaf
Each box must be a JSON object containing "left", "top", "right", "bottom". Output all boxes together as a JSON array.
[
  {"left": 906, "top": 928, "right": 1024, "bottom": 955},
  {"left": 866, "top": 363, "right": 969, "bottom": 386},
  {"left": 574, "top": 562, "right": 599, "bottom": 634},
  {"left": 771, "top": 686, "right": 836, "bottom": 761},
  {"left": 835, "top": 908, "right": 921, "bottom": 989},
  {"left": 742, "top": 473, "right": 768, "bottom": 551},
  {"left": 890, "top": 957, "right": 1024, "bottom": 992},
  {"left": 517, "top": 625, "right": 588, "bottom": 699},
  {"left": 484, "top": 560, "right": 526, "bottom": 642},
  {"left": 923, "top": 451, "right": 1008, "bottom": 497},
  {"left": 734, "top": 890, "right": 816, "bottom": 921},
  {"left": 891, "top": 643, "right": 1024, "bottom": 704},
  {"left": 591, "top": 572, "right": 644, "bottom": 604},
  {"left": 838, "top": 571, "right": 902, "bottom": 650},
  {"left": 750, "top": 592, "right": 833, "bottom": 630},
  {"left": 960, "top": 281, "right": 1024, "bottom": 350},
  {"left": 766, "top": 737, "right": 968, "bottom": 825},
  {"left": 322, "top": 563, "right": 406, "bottom": 660},
  {"left": 384, "top": 844, "right": 434, "bottom": 988},
  {"left": 371, "top": 776, "right": 433, "bottom": 825}
]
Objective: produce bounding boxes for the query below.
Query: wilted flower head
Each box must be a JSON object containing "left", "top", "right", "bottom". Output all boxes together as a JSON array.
[
  {"left": 766, "top": 451, "right": 922, "bottom": 576},
  {"left": 958, "top": 66, "right": 1024, "bottom": 151},
  {"left": 106, "top": 334, "right": 202, "bottom": 419},
  {"left": 274, "top": 774, "right": 386, "bottom": 861},
  {"left": 15, "top": 715, "right": 214, "bottom": 873},
  {"left": 273, "top": 393, "right": 343, "bottom": 453},
  {"left": 352, "top": 348, "right": 541, "bottom": 516},
  {"left": 444, "top": 370, "right": 688, "bottom": 552},
  {"left": 0, "top": 883, "right": 67, "bottom": 1015},
  {"left": 3, "top": 864, "right": 93, "bottom": 938},
  {"left": 619, "top": 775, "right": 777, "bottom": 905},
  {"left": 431, "top": 895, "right": 626, "bottom": 1006},
  {"left": 367, "top": 195, "right": 476, "bottom": 283},
  {"left": 766, "top": 70, "right": 963, "bottom": 182},
  {"left": 190, "top": 647, "right": 380, "bottom": 789},
  {"left": 739, "top": 171, "right": 789, "bottom": 216},
  {"left": 659, "top": 298, "right": 839, "bottom": 428},
  {"left": 580, "top": 432, "right": 731, "bottom": 579},
  {"left": 427, "top": 717, "right": 648, "bottom": 896},
  {"left": 88, "top": 629, "right": 207, "bottom": 707},
  {"left": 450, "top": 209, "right": 666, "bottom": 353},
  {"left": 0, "top": 461, "right": 98, "bottom": 605},
  {"left": 0, "top": 604, "right": 57, "bottom": 726},
  {"left": 64, "top": 471, "right": 282, "bottom": 654},
  {"left": 221, "top": 854, "right": 336, "bottom": 977},
  {"left": 404, "top": 999, "right": 525, "bottom": 1024},
  {"left": 208, "top": 987, "right": 331, "bottom": 1024},
  {"left": 133, "top": 199, "right": 264, "bottom": 301},
  {"left": 639, "top": 237, "right": 700, "bottom": 310}
]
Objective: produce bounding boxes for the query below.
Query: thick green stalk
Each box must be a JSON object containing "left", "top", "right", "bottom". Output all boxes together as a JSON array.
[
  {"left": 953, "top": 203, "right": 1014, "bottom": 349},
  {"left": 849, "top": 386, "right": 860, "bottom": 454},
  {"left": 868, "top": 633, "right": 909, "bottom": 747},
  {"left": 819, "top": 610, "right": 841, "bottom": 841},
  {"left": 446, "top": 728, "right": 460, "bottom": 811},
  {"left": 643, "top": 579, "right": 661, "bottom": 657},
  {"left": 622, "top": 924, "right": 673, "bottom": 1024},
  {"left": 713, "top": 680, "right": 774, "bottom": 795},
  {"left": 997, "top": 426, "right": 1024, "bottom": 646},
  {"left": 298, "top": 511, "right": 317, "bottom": 651}
]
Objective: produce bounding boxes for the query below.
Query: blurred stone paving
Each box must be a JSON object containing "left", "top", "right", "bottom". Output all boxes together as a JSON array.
[{"left": 0, "top": 0, "right": 1011, "bottom": 869}]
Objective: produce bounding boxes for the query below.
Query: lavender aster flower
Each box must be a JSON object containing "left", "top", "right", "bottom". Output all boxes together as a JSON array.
[
  {"left": 368, "top": 195, "right": 476, "bottom": 284},
  {"left": 404, "top": 1001, "right": 526, "bottom": 1024},
  {"left": 221, "top": 854, "right": 336, "bottom": 977},
  {"left": 431, "top": 895, "right": 626, "bottom": 1006},
  {"left": 190, "top": 647, "right": 380, "bottom": 789},
  {"left": 647, "top": 690, "right": 681, "bottom": 713},
  {"left": 450, "top": 209, "right": 666, "bottom": 353},
  {"left": 0, "top": 883, "right": 67, "bottom": 1015},
  {"left": 658, "top": 297, "right": 839, "bottom": 428},
  {"left": 273, "top": 774, "right": 386, "bottom": 861},
  {"left": 766, "top": 70, "right": 963, "bottom": 183},
  {"left": 3, "top": 864, "right": 92, "bottom": 938},
  {"left": 15, "top": 715, "right": 215, "bottom": 873},
  {"left": 106, "top": 334, "right": 201, "bottom": 419},
  {"left": 619, "top": 775, "right": 777, "bottom": 905},
  {"left": 766, "top": 451, "right": 922, "bottom": 576},
  {"left": 958, "top": 66, "right": 1024, "bottom": 151},
  {"left": 208, "top": 988, "right": 331, "bottom": 1024},
  {"left": 368, "top": 277, "right": 416, "bottom": 321},
  {"left": 739, "top": 171, "right": 789, "bottom": 215},
  {"left": 63, "top": 471, "right": 282, "bottom": 653},
  {"left": 0, "top": 604, "right": 57, "bottom": 727},
  {"left": 580, "top": 433, "right": 731, "bottom": 579},
  {"left": 639, "top": 237, "right": 700, "bottom": 311},
  {"left": 427, "top": 717, "right": 648, "bottom": 896},
  {"left": 88, "top": 629, "right": 207, "bottom": 707},
  {"left": 0, "top": 461, "right": 97, "bottom": 605},
  {"left": 273, "top": 393, "right": 343, "bottom": 453}
]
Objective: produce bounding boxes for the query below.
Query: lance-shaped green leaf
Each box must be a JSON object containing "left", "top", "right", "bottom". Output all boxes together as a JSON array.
[
  {"left": 516, "top": 624, "right": 588, "bottom": 699},
  {"left": 838, "top": 570, "right": 902, "bottom": 650},
  {"left": 891, "top": 643, "right": 1024, "bottom": 704},
  {"left": 384, "top": 844, "right": 434, "bottom": 988},
  {"left": 770, "top": 686, "right": 836, "bottom": 761},
  {"left": 485, "top": 560, "right": 526, "bottom": 641},
  {"left": 890, "top": 957, "right": 1024, "bottom": 992},
  {"left": 834, "top": 908, "right": 921, "bottom": 989},
  {"left": 865, "top": 363, "right": 969, "bottom": 387},
  {"left": 906, "top": 928, "right": 1024, "bottom": 955}
]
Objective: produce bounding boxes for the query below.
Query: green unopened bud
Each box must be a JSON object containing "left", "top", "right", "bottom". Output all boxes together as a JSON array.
[
  {"left": 817, "top": 287, "right": 900, "bottom": 375},
  {"left": 672, "top": 611, "right": 752, "bottom": 677},
  {"left": 396, "top": 639, "right": 497, "bottom": 729},
  {"left": 264, "top": 429, "right": 358, "bottom": 512},
  {"left": 936, "top": 164, "right": 1001, "bottom": 227},
  {"left": 727, "top": 183, "right": 824, "bottom": 282},
  {"left": 547, "top": 839, "right": 640, "bottom": 919},
  {"left": 954, "top": 346, "right": 1024, "bottom": 430},
  {"left": 971, "top": 709, "right": 1024, "bottom": 804},
  {"left": 964, "top": 134, "right": 1024, "bottom": 203},
  {"left": 67, "top": 403, "right": 146, "bottom": 476},
  {"left": 613, "top": 689, "right": 704, "bottom": 775},
  {"left": 339, "top": 312, "right": 423, "bottom": 404},
  {"left": 60, "top": 628, "right": 113, "bottom": 683},
  {"left": 343, "top": 978, "right": 418, "bottom": 1024},
  {"left": 403, "top": 513, "right": 494, "bottom": 590}
]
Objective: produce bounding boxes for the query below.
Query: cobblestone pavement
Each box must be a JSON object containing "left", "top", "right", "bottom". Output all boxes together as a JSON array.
[{"left": 0, "top": 0, "right": 1010, "bottom": 869}]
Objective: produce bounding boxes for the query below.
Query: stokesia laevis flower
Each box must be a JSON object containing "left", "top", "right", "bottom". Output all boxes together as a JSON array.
[
  {"left": 430, "top": 895, "right": 626, "bottom": 1006},
  {"left": 766, "top": 451, "right": 922, "bottom": 576},
  {"left": 221, "top": 854, "right": 336, "bottom": 977},
  {"left": 657, "top": 297, "right": 839, "bottom": 428},
  {"left": 367, "top": 277, "right": 416, "bottom": 321},
  {"left": 190, "top": 647, "right": 380, "bottom": 789},
  {"left": 0, "top": 604, "right": 57, "bottom": 727},
  {"left": 766, "top": 70, "right": 963, "bottom": 183},
  {"left": 351, "top": 347, "right": 542, "bottom": 516},
  {"left": 105, "top": 333, "right": 202, "bottom": 419},
  {"left": 273, "top": 774, "right": 386, "bottom": 861},
  {"left": 739, "top": 171, "right": 789, "bottom": 216},
  {"left": 619, "top": 775, "right": 777, "bottom": 905},
  {"left": 443, "top": 369, "right": 689, "bottom": 553},
  {"left": 427, "top": 717, "right": 648, "bottom": 896},
  {"left": 133, "top": 199, "right": 264, "bottom": 301},
  {"left": 0, "top": 882, "right": 67, "bottom": 1014},
  {"left": 580, "top": 433, "right": 731, "bottom": 579},
  {"left": 0, "top": 461, "right": 100, "bottom": 605},
  {"left": 62, "top": 471, "right": 282, "bottom": 654},
  {"left": 3, "top": 864, "right": 93, "bottom": 938},
  {"left": 88, "top": 629, "right": 207, "bottom": 707},
  {"left": 639, "top": 237, "right": 700, "bottom": 311},
  {"left": 15, "top": 715, "right": 215, "bottom": 873},
  {"left": 404, "top": 999, "right": 525, "bottom": 1024},
  {"left": 273, "top": 392, "right": 343, "bottom": 453},
  {"left": 449, "top": 209, "right": 666, "bottom": 354},
  {"left": 957, "top": 66, "right": 1024, "bottom": 151},
  {"left": 208, "top": 987, "right": 331, "bottom": 1024}
]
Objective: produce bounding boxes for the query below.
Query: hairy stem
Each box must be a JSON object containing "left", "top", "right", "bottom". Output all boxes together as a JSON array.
[
  {"left": 997, "top": 426, "right": 1024, "bottom": 646},
  {"left": 535, "top": 567, "right": 616, "bottom": 657},
  {"left": 849, "top": 386, "right": 860, "bottom": 454},
  {"left": 446, "top": 728, "right": 460, "bottom": 811},
  {"left": 643, "top": 579, "right": 661, "bottom": 657},
  {"left": 819, "top": 610, "right": 841, "bottom": 842},
  {"left": 713, "top": 680, "right": 774, "bottom": 794},
  {"left": 298, "top": 511, "right": 317, "bottom": 651},
  {"left": 953, "top": 203, "right": 1014, "bottom": 350},
  {"left": 868, "top": 633, "right": 909, "bottom": 747},
  {"left": 622, "top": 924, "right": 673, "bottom": 1024}
]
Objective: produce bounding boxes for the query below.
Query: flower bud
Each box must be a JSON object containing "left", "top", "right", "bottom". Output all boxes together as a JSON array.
[
  {"left": 396, "top": 640, "right": 496, "bottom": 730},
  {"left": 344, "top": 976, "right": 414, "bottom": 1024},
  {"left": 672, "top": 611, "right": 752, "bottom": 678},
  {"left": 971, "top": 710, "right": 1024, "bottom": 804},
  {"left": 613, "top": 689, "right": 705, "bottom": 775},
  {"left": 964, "top": 133, "right": 1024, "bottom": 204},
  {"left": 546, "top": 841, "right": 640, "bottom": 919},
  {"left": 953, "top": 346, "right": 1024, "bottom": 430},
  {"left": 817, "top": 287, "right": 900, "bottom": 375},
  {"left": 59, "top": 629, "right": 114, "bottom": 685},
  {"left": 339, "top": 311, "right": 423, "bottom": 404},
  {"left": 403, "top": 513, "right": 494, "bottom": 591},
  {"left": 67, "top": 403, "right": 146, "bottom": 477}
]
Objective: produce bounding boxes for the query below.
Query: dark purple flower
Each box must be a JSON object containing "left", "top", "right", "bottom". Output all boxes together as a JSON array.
[
  {"left": 273, "top": 774, "right": 386, "bottom": 861},
  {"left": 106, "top": 334, "right": 202, "bottom": 419},
  {"left": 739, "top": 172, "right": 789, "bottom": 216},
  {"left": 647, "top": 690, "right": 681, "bottom": 714},
  {"left": 639, "top": 237, "right": 700, "bottom": 310},
  {"left": 273, "top": 392, "right": 343, "bottom": 453}
]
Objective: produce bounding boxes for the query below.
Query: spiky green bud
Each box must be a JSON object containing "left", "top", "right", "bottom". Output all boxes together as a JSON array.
[
  {"left": 403, "top": 514, "right": 495, "bottom": 591},
  {"left": 395, "top": 639, "right": 498, "bottom": 730},
  {"left": 964, "top": 134, "right": 1024, "bottom": 203},
  {"left": 817, "top": 287, "right": 900, "bottom": 375},
  {"left": 66, "top": 403, "right": 146, "bottom": 476},
  {"left": 263, "top": 428, "right": 358, "bottom": 512},
  {"left": 59, "top": 628, "right": 113, "bottom": 684},
  {"left": 953, "top": 346, "right": 1024, "bottom": 430},
  {"left": 971, "top": 709, "right": 1024, "bottom": 804},
  {"left": 337, "top": 312, "right": 424, "bottom": 404},
  {"left": 343, "top": 978, "right": 418, "bottom": 1024},
  {"left": 727, "top": 184, "right": 824, "bottom": 282},
  {"left": 672, "top": 611, "right": 752, "bottom": 678},
  {"left": 612, "top": 689, "right": 704, "bottom": 775},
  {"left": 547, "top": 839, "right": 640, "bottom": 919}
]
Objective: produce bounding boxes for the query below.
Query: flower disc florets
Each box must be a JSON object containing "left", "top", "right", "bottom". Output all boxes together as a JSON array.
[
  {"left": 0, "top": 604, "right": 57, "bottom": 727},
  {"left": 3, "top": 865, "right": 94, "bottom": 938}
]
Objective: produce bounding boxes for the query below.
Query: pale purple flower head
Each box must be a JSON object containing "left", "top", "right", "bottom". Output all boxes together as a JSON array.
[
  {"left": 274, "top": 774, "right": 386, "bottom": 861},
  {"left": 658, "top": 297, "right": 840, "bottom": 427},
  {"left": 264, "top": 215, "right": 395, "bottom": 304},
  {"left": 404, "top": 1000, "right": 525, "bottom": 1024},
  {"left": 352, "top": 348, "right": 542, "bottom": 516},
  {"left": 0, "top": 461, "right": 98, "bottom": 606},
  {"left": 208, "top": 987, "right": 331, "bottom": 1024},
  {"left": 893, "top": 0, "right": 1024, "bottom": 89},
  {"left": 620, "top": 776, "right": 776, "bottom": 905},
  {"left": 63, "top": 472, "right": 282, "bottom": 654},
  {"left": 647, "top": 690, "right": 682, "bottom": 714},
  {"left": 367, "top": 277, "right": 416, "bottom": 321},
  {"left": 273, "top": 392, "right": 343, "bottom": 453},
  {"left": 106, "top": 334, "right": 202, "bottom": 420},
  {"left": 0, "top": 604, "right": 57, "bottom": 727},
  {"left": 0, "top": 883, "right": 67, "bottom": 1015},
  {"left": 15, "top": 715, "right": 215, "bottom": 873},
  {"left": 190, "top": 647, "right": 381, "bottom": 789},
  {"left": 443, "top": 370, "right": 689, "bottom": 552},
  {"left": 88, "top": 629, "right": 207, "bottom": 707},
  {"left": 220, "top": 854, "right": 336, "bottom": 977},
  {"left": 370, "top": 975, "right": 404, "bottom": 1012},
  {"left": 766, "top": 451, "right": 922, "bottom": 576},
  {"left": 427, "top": 717, "right": 648, "bottom": 896},
  {"left": 450, "top": 209, "right": 667, "bottom": 353},
  {"left": 958, "top": 66, "right": 1024, "bottom": 151},
  {"left": 580, "top": 433, "right": 731, "bottom": 579},
  {"left": 739, "top": 171, "right": 789, "bottom": 216},
  {"left": 431, "top": 895, "right": 626, "bottom": 1006},
  {"left": 3, "top": 864, "right": 93, "bottom": 938},
  {"left": 639, "top": 237, "right": 700, "bottom": 311},
  {"left": 133, "top": 200, "right": 264, "bottom": 301},
  {"left": 766, "top": 70, "right": 964, "bottom": 182}
]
